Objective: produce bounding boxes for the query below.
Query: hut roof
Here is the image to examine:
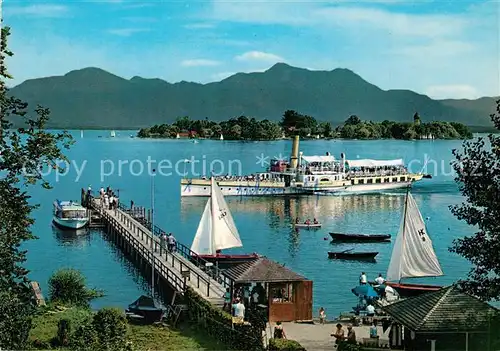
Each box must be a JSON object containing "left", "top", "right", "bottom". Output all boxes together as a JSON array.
[
  {"left": 224, "top": 257, "right": 307, "bottom": 283},
  {"left": 382, "top": 285, "right": 499, "bottom": 332}
]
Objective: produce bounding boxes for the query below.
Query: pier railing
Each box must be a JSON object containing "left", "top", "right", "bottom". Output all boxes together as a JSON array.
[{"left": 114, "top": 201, "right": 233, "bottom": 290}]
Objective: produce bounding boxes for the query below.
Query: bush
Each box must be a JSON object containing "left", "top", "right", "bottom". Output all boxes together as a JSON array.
[
  {"left": 70, "top": 323, "right": 99, "bottom": 351},
  {"left": 184, "top": 287, "right": 264, "bottom": 350},
  {"left": 48, "top": 268, "right": 103, "bottom": 307},
  {"left": 338, "top": 341, "right": 363, "bottom": 351},
  {"left": 92, "top": 307, "right": 128, "bottom": 350},
  {"left": 268, "top": 338, "right": 306, "bottom": 350},
  {"left": 54, "top": 318, "right": 71, "bottom": 347}
]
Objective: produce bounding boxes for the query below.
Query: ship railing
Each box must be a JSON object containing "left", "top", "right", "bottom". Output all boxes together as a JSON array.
[{"left": 116, "top": 201, "right": 233, "bottom": 289}]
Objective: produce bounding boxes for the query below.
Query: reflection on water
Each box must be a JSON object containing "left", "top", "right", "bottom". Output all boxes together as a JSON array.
[
  {"left": 181, "top": 194, "right": 406, "bottom": 256},
  {"left": 52, "top": 224, "right": 92, "bottom": 246},
  {"left": 181, "top": 194, "right": 405, "bottom": 223}
]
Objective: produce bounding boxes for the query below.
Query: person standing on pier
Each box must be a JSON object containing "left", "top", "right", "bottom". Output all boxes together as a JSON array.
[
  {"left": 167, "top": 233, "right": 176, "bottom": 252},
  {"left": 160, "top": 232, "right": 168, "bottom": 255}
]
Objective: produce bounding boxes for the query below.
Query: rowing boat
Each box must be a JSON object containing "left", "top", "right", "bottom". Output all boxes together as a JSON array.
[
  {"left": 329, "top": 232, "right": 391, "bottom": 242},
  {"left": 295, "top": 223, "right": 322, "bottom": 229},
  {"left": 327, "top": 249, "right": 378, "bottom": 260}
]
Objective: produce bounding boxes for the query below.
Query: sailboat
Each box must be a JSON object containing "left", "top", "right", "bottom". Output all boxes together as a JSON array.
[
  {"left": 220, "top": 134, "right": 224, "bottom": 141},
  {"left": 110, "top": 130, "right": 116, "bottom": 138},
  {"left": 190, "top": 177, "right": 258, "bottom": 265},
  {"left": 384, "top": 189, "right": 444, "bottom": 297},
  {"left": 80, "top": 130, "right": 84, "bottom": 138}
]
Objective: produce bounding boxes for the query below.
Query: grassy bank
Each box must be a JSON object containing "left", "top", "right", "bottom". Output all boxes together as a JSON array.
[{"left": 29, "top": 306, "right": 224, "bottom": 350}]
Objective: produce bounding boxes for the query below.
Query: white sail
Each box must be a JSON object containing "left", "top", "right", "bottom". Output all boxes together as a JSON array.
[
  {"left": 190, "top": 200, "right": 213, "bottom": 254},
  {"left": 80, "top": 130, "right": 84, "bottom": 138},
  {"left": 111, "top": 130, "right": 116, "bottom": 137},
  {"left": 190, "top": 177, "right": 243, "bottom": 255},
  {"left": 210, "top": 177, "right": 242, "bottom": 251},
  {"left": 220, "top": 134, "right": 224, "bottom": 140},
  {"left": 386, "top": 192, "right": 443, "bottom": 282}
]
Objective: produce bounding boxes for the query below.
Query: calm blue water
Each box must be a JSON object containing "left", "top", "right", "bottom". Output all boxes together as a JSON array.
[{"left": 25, "top": 130, "right": 481, "bottom": 316}]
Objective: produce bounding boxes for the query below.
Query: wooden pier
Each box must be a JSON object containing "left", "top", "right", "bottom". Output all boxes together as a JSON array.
[{"left": 89, "top": 199, "right": 233, "bottom": 308}]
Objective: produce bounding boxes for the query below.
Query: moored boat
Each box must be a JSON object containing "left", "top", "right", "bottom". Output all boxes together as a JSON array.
[
  {"left": 330, "top": 232, "right": 391, "bottom": 242},
  {"left": 295, "top": 223, "right": 322, "bottom": 229},
  {"left": 384, "top": 188, "right": 443, "bottom": 297},
  {"left": 52, "top": 200, "right": 89, "bottom": 230},
  {"left": 181, "top": 135, "right": 427, "bottom": 197},
  {"left": 328, "top": 250, "right": 378, "bottom": 260},
  {"left": 190, "top": 177, "right": 258, "bottom": 264}
]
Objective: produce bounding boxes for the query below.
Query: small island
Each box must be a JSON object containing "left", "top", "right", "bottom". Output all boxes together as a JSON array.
[{"left": 137, "top": 110, "right": 473, "bottom": 140}]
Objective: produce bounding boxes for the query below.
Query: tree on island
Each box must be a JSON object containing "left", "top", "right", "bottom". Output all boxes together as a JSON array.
[
  {"left": 449, "top": 99, "right": 500, "bottom": 301},
  {"left": 0, "top": 27, "right": 72, "bottom": 349}
]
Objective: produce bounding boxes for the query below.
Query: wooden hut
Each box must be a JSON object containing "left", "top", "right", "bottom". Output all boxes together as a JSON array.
[
  {"left": 224, "top": 257, "right": 312, "bottom": 322},
  {"left": 381, "top": 285, "right": 500, "bottom": 351}
]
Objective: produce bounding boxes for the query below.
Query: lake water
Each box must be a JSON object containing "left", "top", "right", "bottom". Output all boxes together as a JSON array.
[{"left": 26, "top": 130, "right": 479, "bottom": 317}]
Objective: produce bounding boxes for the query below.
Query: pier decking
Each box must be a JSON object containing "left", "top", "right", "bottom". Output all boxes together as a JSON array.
[{"left": 90, "top": 199, "right": 231, "bottom": 307}]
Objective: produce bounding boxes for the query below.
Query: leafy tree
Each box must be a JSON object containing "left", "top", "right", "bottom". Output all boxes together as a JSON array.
[
  {"left": 321, "top": 122, "right": 332, "bottom": 137},
  {"left": 413, "top": 112, "right": 421, "bottom": 126},
  {"left": 0, "top": 27, "right": 72, "bottom": 349},
  {"left": 173, "top": 116, "right": 191, "bottom": 131},
  {"left": 344, "top": 115, "right": 361, "bottom": 126},
  {"left": 48, "top": 268, "right": 103, "bottom": 307},
  {"left": 449, "top": 99, "right": 500, "bottom": 301}
]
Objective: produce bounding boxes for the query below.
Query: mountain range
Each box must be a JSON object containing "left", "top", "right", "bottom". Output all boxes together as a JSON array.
[{"left": 9, "top": 63, "right": 498, "bottom": 129}]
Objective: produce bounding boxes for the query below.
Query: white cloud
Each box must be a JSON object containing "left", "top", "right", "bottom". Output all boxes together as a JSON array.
[
  {"left": 181, "top": 59, "right": 222, "bottom": 67},
  {"left": 107, "top": 28, "right": 150, "bottom": 36},
  {"left": 393, "top": 40, "right": 475, "bottom": 59},
  {"left": 5, "top": 4, "right": 69, "bottom": 17},
  {"left": 209, "top": 1, "right": 466, "bottom": 38},
  {"left": 184, "top": 22, "right": 216, "bottom": 29},
  {"left": 235, "top": 51, "right": 284, "bottom": 63},
  {"left": 425, "top": 85, "right": 481, "bottom": 100}
]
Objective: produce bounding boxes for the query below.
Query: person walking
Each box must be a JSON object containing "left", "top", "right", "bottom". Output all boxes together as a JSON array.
[{"left": 167, "top": 233, "right": 176, "bottom": 253}]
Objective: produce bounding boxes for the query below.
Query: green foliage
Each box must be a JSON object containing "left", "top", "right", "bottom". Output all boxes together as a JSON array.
[
  {"left": 337, "top": 341, "right": 363, "bottom": 351},
  {"left": 337, "top": 114, "right": 472, "bottom": 140},
  {"left": 91, "top": 307, "right": 128, "bottom": 350},
  {"left": 48, "top": 268, "right": 103, "bottom": 307},
  {"left": 450, "top": 99, "right": 500, "bottom": 300},
  {"left": 70, "top": 322, "right": 100, "bottom": 351},
  {"left": 268, "top": 338, "right": 306, "bottom": 351},
  {"left": 184, "top": 287, "right": 264, "bottom": 350},
  {"left": 0, "top": 26, "right": 73, "bottom": 350},
  {"left": 55, "top": 318, "right": 71, "bottom": 347}
]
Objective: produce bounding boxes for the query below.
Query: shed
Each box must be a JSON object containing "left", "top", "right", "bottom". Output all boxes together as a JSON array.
[
  {"left": 382, "top": 285, "right": 499, "bottom": 351},
  {"left": 224, "top": 257, "right": 312, "bottom": 322}
]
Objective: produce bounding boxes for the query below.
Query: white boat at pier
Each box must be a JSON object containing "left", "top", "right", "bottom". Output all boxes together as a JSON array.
[{"left": 52, "top": 200, "right": 89, "bottom": 230}]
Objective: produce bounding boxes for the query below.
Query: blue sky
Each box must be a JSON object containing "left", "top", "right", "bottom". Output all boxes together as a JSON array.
[{"left": 3, "top": 0, "right": 499, "bottom": 99}]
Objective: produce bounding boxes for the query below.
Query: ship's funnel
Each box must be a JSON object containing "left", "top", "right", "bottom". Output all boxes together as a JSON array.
[{"left": 290, "top": 135, "right": 300, "bottom": 169}]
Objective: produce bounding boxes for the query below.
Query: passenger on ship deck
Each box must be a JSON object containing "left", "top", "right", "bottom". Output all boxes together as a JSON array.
[
  {"left": 375, "top": 273, "right": 385, "bottom": 285},
  {"left": 366, "top": 303, "right": 375, "bottom": 317}
]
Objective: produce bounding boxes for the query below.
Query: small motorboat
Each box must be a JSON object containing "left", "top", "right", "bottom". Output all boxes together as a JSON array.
[
  {"left": 52, "top": 200, "right": 89, "bottom": 230},
  {"left": 328, "top": 249, "right": 378, "bottom": 260},
  {"left": 126, "top": 295, "right": 164, "bottom": 324},
  {"left": 330, "top": 232, "right": 391, "bottom": 242},
  {"left": 295, "top": 222, "right": 322, "bottom": 229}
]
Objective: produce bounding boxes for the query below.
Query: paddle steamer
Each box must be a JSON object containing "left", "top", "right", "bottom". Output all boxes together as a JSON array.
[{"left": 181, "top": 136, "right": 427, "bottom": 197}]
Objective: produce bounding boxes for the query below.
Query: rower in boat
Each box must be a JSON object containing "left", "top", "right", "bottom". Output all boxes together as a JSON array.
[
  {"left": 313, "top": 218, "right": 318, "bottom": 225},
  {"left": 305, "top": 219, "right": 311, "bottom": 225},
  {"left": 295, "top": 217, "right": 300, "bottom": 224}
]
